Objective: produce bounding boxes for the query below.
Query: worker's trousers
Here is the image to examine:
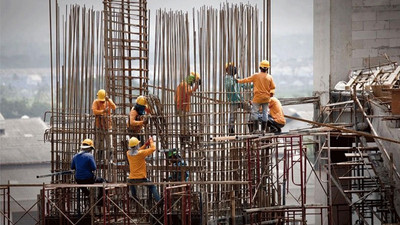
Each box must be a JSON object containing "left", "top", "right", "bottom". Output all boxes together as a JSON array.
[
  {"left": 76, "top": 176, "right": 106, "bottom": 200},
  {"left": 251, "top": 102, "right": 269, "bottom": 122},
  {"left": 228, "top": 102, "right": 251, "bottom": 129},
  {"left": 128, "top": 178, "right": 160, "bottom": 202},
  {"left": 94, "top": 128, "right": 111, "bottom": 161},
  {"left": 267, "top": 114, "right": 284, "bottom": 131}
]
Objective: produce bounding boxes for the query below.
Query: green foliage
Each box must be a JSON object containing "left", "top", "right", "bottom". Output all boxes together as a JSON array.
[{"left": 0, "top": 98, "right": 50, "bottom": 119}]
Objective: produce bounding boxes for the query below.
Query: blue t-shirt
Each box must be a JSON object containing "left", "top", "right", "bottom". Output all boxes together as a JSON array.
[{"left": 71, "top": 151, "right": 96, "bottom": 180}]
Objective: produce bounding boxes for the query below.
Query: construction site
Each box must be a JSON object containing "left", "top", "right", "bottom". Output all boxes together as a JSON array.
[{"left": 1, "top": 0, "right": 400, "bottom": 224}]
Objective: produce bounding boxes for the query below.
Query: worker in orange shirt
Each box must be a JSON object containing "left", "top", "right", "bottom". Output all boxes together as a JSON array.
[
  {"left": 92, "top": 89, "right": 116, "bottom": 160},
  {"left": 267, "top": 97, "right": 286, "bottom": 133},
  {"left": 126, "top": 137, "right": 160, "bottom": 202},
  {"left": 236, "top": 60, "right": 276, "bottom": 133},
  {"left": 127, "top": 96, "right": 150, "bottom": 142},
  {"left": 175, "top": 72, "right": 201, "bottom": 144}
]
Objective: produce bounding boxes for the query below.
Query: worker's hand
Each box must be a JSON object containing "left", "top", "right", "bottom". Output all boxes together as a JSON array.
[
  {"left": 103, "top": 108, "right": 109, "bottom": 113},
  {"left": 142, "top": 115, "right": 149, "bottom": 125},
  {"left": 105, "top": 96, "right": 109, "bottom": 101},
  {"left": 144, "top": 137, "right": 152, "bottom": 146}
]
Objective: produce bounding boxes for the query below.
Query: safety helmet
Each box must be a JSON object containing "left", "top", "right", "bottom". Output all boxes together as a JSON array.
[
  {"left": 190, "top": 72, "right": 200, "bottom": 81},
  {"left": 81, "top": 139, "right": 94, "bottom": 149},
  {"left": 225, "top": 62, "right": 234, "bottom": 70},
  {"left": 97, "top": 89, "right": 106, "bottom": 101},
  {"left": 259, "top": 60, "right": 270, "bottom": 68},
  {"left": 136, "top": 96, "right": 147, "bottom": 106},
  {"left": 129, "top": 137, "right": 140, "bottom": 148}
]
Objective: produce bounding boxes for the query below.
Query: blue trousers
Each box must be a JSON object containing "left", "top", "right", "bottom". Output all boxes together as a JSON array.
[
  {"left": 128, "top": 178, "right": 160, "bottom": 202},
  {"left": 251, "top": 102, "right": 269, "bottom": 122}
]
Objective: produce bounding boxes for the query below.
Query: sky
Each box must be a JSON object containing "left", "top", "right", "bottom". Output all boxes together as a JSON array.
[{"left": 0, "top": 0, "right": 313, "bottom": 69}]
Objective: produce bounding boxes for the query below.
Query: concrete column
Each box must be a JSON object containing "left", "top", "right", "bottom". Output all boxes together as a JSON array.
[{"left": 314, "top": 0, "right": 352, "bottom": 106}]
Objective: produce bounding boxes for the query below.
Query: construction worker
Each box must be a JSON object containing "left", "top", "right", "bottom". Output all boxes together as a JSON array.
[
  {"left": 71, "top": 139, "right": 106, "bottom": 200},
  {"left": 127, "top": 96, "right": 150, "bottom": 142},
  {"left": 92, "top": 89, "right": 116, "bottom": 160},
  {"left": 126, "top": 137, "right": 160, "bottom": 202},
  {"left": 175, "top": 71, "right": 201, "bottom": 113},
  {"left": 224, "top": 62, "right": 252, "bottom": 134},
  {"left": 236, "top": 60, "right": 276, "bottom": 133},
  {"left": 267, "top": 97, "right": 286, "bottom": 133},
  {"left": 174, "top": 72, "right": 201, "bottom": 144},
  {"left": 166, "top": 149, "right": 189, "bottom": 182}
]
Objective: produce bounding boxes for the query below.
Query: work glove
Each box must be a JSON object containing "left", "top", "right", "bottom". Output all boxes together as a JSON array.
[{"left": 198, "top": 79, "right": 202, "bottom": 85}]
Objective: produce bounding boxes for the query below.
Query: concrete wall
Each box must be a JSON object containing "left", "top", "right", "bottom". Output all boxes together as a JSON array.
[
  {"left": 352, "top": 0, "right": 400, "bottom": 68},
  {"left": 314, "top": 0, "right": 400, "bottom": 104}
]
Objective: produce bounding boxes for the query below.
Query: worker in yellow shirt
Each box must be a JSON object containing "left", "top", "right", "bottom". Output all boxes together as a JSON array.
[
  {"left": 236, "top": 60, "right": 276, "bottom": 133},
  {"left": 127, "top": 96, "right": 150, "bottom": 142},
  {"left": 92, "top": 89, "right": 116, "bottom": 160},
  {"left": 126, "top": 137, "right": 160, "bottom": 202},
  {"left": 267, "top": 97, "right": 286, "bottom": 133}
]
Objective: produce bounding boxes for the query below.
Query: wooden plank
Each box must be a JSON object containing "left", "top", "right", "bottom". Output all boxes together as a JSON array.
[{"left": 384, "top": 65, "right": 400, "bottom": 85}]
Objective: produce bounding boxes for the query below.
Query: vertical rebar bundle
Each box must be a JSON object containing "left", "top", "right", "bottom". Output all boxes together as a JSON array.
[{"left": 49, "top": 2, "right": 104, "bottom": 184}]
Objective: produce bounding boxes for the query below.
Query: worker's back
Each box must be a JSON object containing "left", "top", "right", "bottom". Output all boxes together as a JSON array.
[
  {"left": 250, "top": 72, "right": 275, "bottom": 103},
  {"left": 71, "top": 152, "right": 96, "bottom": 180}
]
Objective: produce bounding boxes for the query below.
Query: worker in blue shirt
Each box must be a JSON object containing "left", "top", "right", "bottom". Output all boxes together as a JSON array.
[
  {"left": 71, "top": 139, "right": 106, "bottom": 199},
  {"left": 224, "top": 62, "right": 252, "bottom": 134},
  {"left": 166, "top": 149, "right": 189, "bottom": 182}
]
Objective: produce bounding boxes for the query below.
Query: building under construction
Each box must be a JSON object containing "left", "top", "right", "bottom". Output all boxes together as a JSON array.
[{"left": 1, "top": 0, "right": 400, "bottom": 224}]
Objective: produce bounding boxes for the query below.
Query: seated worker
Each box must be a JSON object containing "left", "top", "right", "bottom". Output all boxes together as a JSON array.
[
  {"left": 127, "top": 96, "right": 150, "bottom": 142},
  {"left": 267, "top": 97, "right": 286, "bottom": 133},
  {"left": 71, "top": 139, "right": 106, "bottom": 200},
  {"left": 126, "top": 137, "right": 160, "bottom": 202},
  {"left": 166, "top": 149, "right": 189, "bottom": 182}
]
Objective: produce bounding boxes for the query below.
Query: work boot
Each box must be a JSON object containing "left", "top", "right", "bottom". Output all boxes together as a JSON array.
[
  {"left": 269, "top": 125, "right": 279, "bottom": 134},
  {"left": 248, "top": 121, "right": 254, "bottom": 133},
  {"left": 252, "top": 120, "right": 259, "bottom": 134},
  {"left": 261, "top": 121, "right": 267, "bottom": 132}
]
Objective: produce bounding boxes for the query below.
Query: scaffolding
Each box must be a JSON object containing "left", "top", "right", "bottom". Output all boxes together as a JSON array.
[{"left": 2, "top": 0, "right": 400, "bottom": 225}]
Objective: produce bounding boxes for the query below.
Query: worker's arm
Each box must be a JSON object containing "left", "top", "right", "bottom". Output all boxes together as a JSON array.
[
  {"left": 71, "top": 158, "right": 75, "bottom": 170},
  {"left": 269, "top": 76, "right": 276, "bottom": 97},
  {"left": 174, "top": 84, "right": 180, "bottom": 104},
  {"left": 189, "top": 82, "right": 199, "bottom": 94},
  {"left": 129, "top": 109, "right": 144, "bottom": 127},
  {"left": 106, "top": 97, "right": 117, "bottom": 110},
  {"left": 138, "top": 138, "right": 156, "bottom": 157},
  {"left": 92, "top": 101, "right": 104, "bottom": 115},
  {"left": 89, "top": 155, "right": 96, "bottom": 171},
  {"left": 237, "top": 75, "right": 254, "bottom": 84}
]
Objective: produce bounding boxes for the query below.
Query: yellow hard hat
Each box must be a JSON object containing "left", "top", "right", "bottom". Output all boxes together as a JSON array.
[
  {"left": 136, "top": 96, "right": 147, "bottom": 106},
  {"left": 129, "top": 137, "right": 140, "bottom": 147},
  {"left": 259, "top": 60, "right": 270, "bottom": 68},
  {"left": 190, "top": 72, "right": 200, "bottom": 81},
  {"left": 81, "top": 139, "right": 94, "bottom": 149},
  {"left": 97, "top": 89, "right": 106, "bottom": 101},
  {"left": 225, "top": 62, "right": 234, "bottom": 70}
]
